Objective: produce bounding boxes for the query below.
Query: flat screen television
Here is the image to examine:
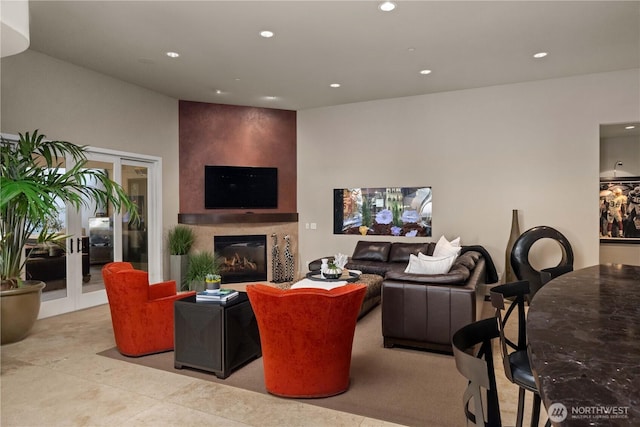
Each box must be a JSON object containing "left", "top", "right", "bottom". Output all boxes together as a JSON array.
[{"left": 205, "top": 165, "right": 278, "bottom": 209}]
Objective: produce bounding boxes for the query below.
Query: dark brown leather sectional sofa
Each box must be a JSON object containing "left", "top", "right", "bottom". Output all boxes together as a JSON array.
[
  {"left": 383, "top": 249, "right": 487, "bottom": 354},
  {"left": 310, "top": 240, "right": 496, "bottom": 354}
]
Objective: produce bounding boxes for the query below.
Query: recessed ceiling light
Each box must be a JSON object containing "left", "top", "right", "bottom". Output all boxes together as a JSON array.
[
  {"left": 625, "top": 125, "right": 636, "bottom": 130},
  {"left": 165, "top": 51, "right": 180, "bottom": 58},
  {"left": 533, "top": 52, "right": 548, "bottom": 59},
  {"left": 330, "top": 83, "right": 341, "bottom": 88},
  {"left": 419, "top": 69, "right": 432, "bottom": 75},
  {"left": 264, "top": 96, "right": 277, "bottom": 100},
  {"left": 260, "top": 30, "right": 274, "bottom": 38},
  {"left": 214, "top": 89, "right": 223, "bottom": 95},
  {"left": 379, "top": 2, "right": 396, "bottom": 12}
]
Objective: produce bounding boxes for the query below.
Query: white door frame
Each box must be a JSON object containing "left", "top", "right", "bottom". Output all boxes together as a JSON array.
[{"left": 39, "top": 147, "right": 162, "bottom": 318}]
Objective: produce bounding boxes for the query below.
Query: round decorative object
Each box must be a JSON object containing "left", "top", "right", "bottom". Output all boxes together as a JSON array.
[
  {"left": 323, "top": 267, "right": 343, "bottom": 280},
  {"left": 511, "top": 225, "right": 574, "bottom": 298},
  {"left": 306, "top": 271, "right": 360, "bottom": 282}
]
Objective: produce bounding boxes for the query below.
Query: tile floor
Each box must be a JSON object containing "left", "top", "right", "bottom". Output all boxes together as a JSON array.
[{"left": 1, "top": 301, "right": 548, "bottom": 427}]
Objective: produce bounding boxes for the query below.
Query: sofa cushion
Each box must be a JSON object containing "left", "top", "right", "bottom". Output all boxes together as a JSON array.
[
  {"left": 388, "top": 242, "right": 433, "bottom": 263},
  {"left": 345, "top": 260, "right": 391, "bottom": 277},
  {"left": 405, "top": 253, "right": 457, "bottom": 275},
  {"left": 433, "top": 235, "right": 462, "bottom": 258},
  {"left": 454, "top": 250, "right": 481, "bottom": 270},
  {"left": 351, "top": 241, "right": 392, "bottom": 262}
]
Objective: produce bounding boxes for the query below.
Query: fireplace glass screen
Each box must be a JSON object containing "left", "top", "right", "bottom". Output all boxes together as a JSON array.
[{"left": 214, "top": 235, "right": 267, "bottom": 283}]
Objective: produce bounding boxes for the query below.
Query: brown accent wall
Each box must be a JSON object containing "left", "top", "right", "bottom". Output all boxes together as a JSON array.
[{"left": 179, "top": 101, "right": 297, "bottom": 214}]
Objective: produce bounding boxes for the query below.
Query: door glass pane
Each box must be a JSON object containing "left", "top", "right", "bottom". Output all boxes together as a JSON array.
[
  {"left": 28, "top": 154, "right": 68, "bottom": 302},
  {"left": 122, "top": 165, "right": 148, "bottom": 271},
  {"left": 82, "top": 160, "right": 115, "bottom": 294}
]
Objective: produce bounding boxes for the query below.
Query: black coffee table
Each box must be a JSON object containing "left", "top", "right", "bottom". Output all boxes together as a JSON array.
[{"left": 174, "top": 292, "right": 261, "bottom": 378}]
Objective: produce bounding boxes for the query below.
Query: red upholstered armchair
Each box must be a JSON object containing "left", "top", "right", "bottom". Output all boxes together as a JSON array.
[
  {"left": 102, "top": 262, "right": 195, "bottom": 357},
  {"left": 246, "top": 283, "right": 367, "bottom": 398}
]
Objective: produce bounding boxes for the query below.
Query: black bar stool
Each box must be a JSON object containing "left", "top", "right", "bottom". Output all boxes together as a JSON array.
[
  {"left": 490, "top": 280, "right": 550, "bottom": 427},
  {"left": 452, "top": 317, "right": 502, "bottom": 427}
]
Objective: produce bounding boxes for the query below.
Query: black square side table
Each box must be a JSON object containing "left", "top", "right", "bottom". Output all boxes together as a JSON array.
[{"left": 174, "top": 292, "right": 261, "bottom": 379}]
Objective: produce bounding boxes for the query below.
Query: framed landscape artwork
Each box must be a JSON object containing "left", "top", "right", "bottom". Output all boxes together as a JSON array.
[
  {"left": 599, "top": 177, "right": 640, "bottom": 244},
  {"left": 333, "top": 187, "right": 432, "bottom": 237}
]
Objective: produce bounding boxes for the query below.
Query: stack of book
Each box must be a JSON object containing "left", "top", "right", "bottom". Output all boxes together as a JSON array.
[{"left": 196, "top": 289, "right": 239, "bottom": 302}]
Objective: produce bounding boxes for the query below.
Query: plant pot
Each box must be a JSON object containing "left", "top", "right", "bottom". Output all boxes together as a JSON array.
[
  {"left": 206, "top": 280, "right": 221, "bottom": 290},
  {"left": 324, "top": 267, "right": 343, "bottom": 280},
  {"left": 1, "top": 281, "right": 46, "bottom": 345},
  {"left": 189, "top": 280, "right": 205, "bottom": 292},
  {"left": 170, "top": 254, "right": 189, "bottom": 292}
]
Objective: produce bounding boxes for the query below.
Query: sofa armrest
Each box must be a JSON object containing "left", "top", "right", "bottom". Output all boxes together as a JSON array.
[
  {"left": 384, "top": 270, "right": 468, "bottom": 285},
  {"left": 384, "top": 250, "right": 485, "bottom": 285},
  {"left": 148, "top": 280, "right": 178, "bottom": 300}
]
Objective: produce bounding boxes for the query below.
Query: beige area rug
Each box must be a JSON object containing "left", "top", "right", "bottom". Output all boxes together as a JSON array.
[{"left": 98, "top": 305, "right": 467, "bottom": 427}]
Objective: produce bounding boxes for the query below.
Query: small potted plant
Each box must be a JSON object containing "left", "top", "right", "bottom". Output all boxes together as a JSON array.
[
  {"left": 205, "top": 273, "right": 221, "bottom": 290},
  {"left": 323, "top": 260, "right": 343, "bottom": 280}
]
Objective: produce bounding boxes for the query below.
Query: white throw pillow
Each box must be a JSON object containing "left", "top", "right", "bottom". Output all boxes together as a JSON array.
[
  {"left": 404, "top": 253, "right": 457, "bottom": 275},
  {"left": 433, "top": 235, "right": 462, "bottom": 258}
]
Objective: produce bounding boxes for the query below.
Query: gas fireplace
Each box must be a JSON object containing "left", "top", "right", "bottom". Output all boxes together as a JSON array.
[{"left": 214, "top": 235, "right": 267, "bottom": 284}]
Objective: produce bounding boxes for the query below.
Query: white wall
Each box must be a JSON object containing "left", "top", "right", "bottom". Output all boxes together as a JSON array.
[
  {"left": 600, "top": 135, "right": 640, "bottom": 178},
  {"left": 1, "top": 50, "right": 179, "bottom": 277},
  {"left": 297, "top": 69, "right": 640, "bottom": 277},
  {"left": 3, "top": 50, "right": 638, "bottom": 278}
]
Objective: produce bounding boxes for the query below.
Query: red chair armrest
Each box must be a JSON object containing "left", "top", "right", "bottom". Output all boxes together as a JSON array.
[
  {"left": 148, "top": 280, "right": 177, "bottom": 300},
  {"left": 150, "top": 291, "right": 195, "bottom": 305}
]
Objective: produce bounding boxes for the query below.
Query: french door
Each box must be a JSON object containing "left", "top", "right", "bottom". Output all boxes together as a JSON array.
[{"left": 38, "top": 149, "right": 161, "bottom": 318}]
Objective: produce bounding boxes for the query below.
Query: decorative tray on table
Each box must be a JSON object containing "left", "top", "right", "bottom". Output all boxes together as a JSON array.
[{"left": 305, "top": 270, "right": 360, "bottom": 282}]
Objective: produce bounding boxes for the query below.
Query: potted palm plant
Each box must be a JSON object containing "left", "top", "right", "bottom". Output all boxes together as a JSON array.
[
  {"left": 167, "top": 225, "right": 195, "bottom": 292},
  {"left": 1, "top": 130, "right": 139, "bottom": 344}
]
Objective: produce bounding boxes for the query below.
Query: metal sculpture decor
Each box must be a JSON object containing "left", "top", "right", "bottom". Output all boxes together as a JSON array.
[
  {"left": 333, "top": 187, "right": 432, "bottom": 237},
  {"left": 271, "top": 233, "right": 284, "bottom": 283},
  {"left": 283, "top": 235, "right": 294, "bottom": 282}
]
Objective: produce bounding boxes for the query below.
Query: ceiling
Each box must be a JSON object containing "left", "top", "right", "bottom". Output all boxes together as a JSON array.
[{"left": 25, "top": 1, "right": 640, "bottom": 111}]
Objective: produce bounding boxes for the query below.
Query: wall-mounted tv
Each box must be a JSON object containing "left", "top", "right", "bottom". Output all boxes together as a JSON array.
[{"left": 205, "top": 165, "right": 278, "bottom": 209}]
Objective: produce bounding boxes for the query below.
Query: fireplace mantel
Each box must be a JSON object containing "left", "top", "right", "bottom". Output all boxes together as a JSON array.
[{"left": 178, "top": 212, "right": 298, "bottom": 225}]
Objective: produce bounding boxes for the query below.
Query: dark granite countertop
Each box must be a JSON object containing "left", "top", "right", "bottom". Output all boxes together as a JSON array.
[{"left": 527, "top": 264, "right": 640, "bottom": 426}]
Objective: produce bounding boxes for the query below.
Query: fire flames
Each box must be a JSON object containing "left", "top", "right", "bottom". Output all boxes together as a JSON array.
[{"left": 222, "top": 253, "right": 258, "bottom": 272}]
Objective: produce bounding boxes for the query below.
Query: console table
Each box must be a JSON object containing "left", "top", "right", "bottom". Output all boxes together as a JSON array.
[
  {"left": 527, "top": 264, "right": 640, "bottom": 426},
  {"left": 174, "top": 292, "right": 261, "bottom": 378}
]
